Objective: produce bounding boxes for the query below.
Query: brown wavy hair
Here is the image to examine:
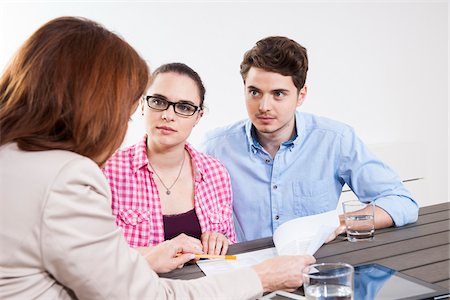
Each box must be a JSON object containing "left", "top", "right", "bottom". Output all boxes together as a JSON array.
[
  {"left": 240, "top": 36, "right": 308, "bottom": 91},
  {"left": 0, "top": 17, "right": 150, "bottom": 165}
]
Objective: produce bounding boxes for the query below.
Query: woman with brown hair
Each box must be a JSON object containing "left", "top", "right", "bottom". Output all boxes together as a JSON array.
[
  {"left": 103, "top": 62, "right": 235, "bottom": 256},
  {"left": 0, "top": 16, "right": 315, "bottom": 299}
]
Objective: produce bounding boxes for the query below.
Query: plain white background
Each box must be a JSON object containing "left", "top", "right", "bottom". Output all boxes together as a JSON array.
[{"left": 0, "top": 1, "right": 448, "bottom": 206}]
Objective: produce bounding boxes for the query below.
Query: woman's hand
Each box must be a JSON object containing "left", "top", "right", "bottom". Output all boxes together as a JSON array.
[
  {"left": 140, "top": 233, "right": 203, "bottom": 273},
  {"left": 252, "top": 255, "right": 316, "bottom": 292},
  {"left": 201, "top": 231, "right": 229, "bottom": 255}
]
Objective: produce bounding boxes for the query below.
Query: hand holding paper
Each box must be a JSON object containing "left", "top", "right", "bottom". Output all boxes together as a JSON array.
[
  {"left": 197, "top": 210, "right": 340, "bottom": 276},
  {"left": 273, "top": 210, "right": 340, "bottom": 256}
]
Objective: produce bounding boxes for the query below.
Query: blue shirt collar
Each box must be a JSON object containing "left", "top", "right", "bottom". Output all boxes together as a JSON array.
[{"left": 245, "top": 110, "right": 304, "bottom": 152}]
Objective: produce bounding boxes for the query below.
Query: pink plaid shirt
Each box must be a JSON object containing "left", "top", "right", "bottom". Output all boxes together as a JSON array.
[{"left": 102, "top": 135, "right": 236, "bottom": 247}]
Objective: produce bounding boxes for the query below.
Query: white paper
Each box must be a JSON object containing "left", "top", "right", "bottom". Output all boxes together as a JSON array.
[
  {"left": 196, "top": 247, "right": 278, "bottom": 275},
  {"left": 197, "top": 210, "right": 340, "bottom": 276},
  {"left": 273, "top": 210, "right": 339, "bottom": 256}
]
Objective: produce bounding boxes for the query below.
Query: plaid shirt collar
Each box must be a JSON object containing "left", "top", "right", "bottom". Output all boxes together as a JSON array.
[{"left": 131, "top": 135, "right": 204, "bottom": 183}]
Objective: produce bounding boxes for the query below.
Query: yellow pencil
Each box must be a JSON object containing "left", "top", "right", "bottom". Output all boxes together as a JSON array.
[{"left": 176, "top": 253, "right": 237, "bottom": 260}]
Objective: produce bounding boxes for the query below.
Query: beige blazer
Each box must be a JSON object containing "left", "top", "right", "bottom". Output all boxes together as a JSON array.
[{"left": 0, "top": 143, "right": 263, "bottom": 299}]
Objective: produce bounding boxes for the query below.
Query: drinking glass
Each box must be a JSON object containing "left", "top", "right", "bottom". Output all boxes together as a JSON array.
[
  {"left": 302, "top": 262, "right": 354, "bottom": 300},
  {"left": 342, "top": 200, "right": 375, "bottom": 242}
]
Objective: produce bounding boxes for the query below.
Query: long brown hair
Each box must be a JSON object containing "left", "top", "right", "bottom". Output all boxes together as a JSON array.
[{"left": 0, "top": 16, "right": 150, "bottom": 165}]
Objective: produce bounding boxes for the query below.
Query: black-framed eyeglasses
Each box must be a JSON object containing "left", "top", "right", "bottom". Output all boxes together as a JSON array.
[{"left": 144, "top": 95, "right": 201, "bottom": 117}]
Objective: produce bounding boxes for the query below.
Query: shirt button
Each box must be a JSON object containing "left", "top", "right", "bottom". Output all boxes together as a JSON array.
[
  {"left": 273, "top": 185, "right": 278, "bottom": 190},
  {"left": 274, "top": 215, "right": 280, "bottom": 220},
  {"left": 265, "top": 159, "right": 271, "bottom": 164}
]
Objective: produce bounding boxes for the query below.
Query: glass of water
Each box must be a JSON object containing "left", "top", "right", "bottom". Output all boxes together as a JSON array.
[
  {"left": 342, "top": 200, "right": 375, "bottom": 242},
  {"left": 302, "top": 262, "right": 354, "bottom": 300}
]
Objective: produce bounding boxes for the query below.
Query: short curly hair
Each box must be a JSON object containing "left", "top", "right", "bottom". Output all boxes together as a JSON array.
[{"left": 240, "top": 36, "right": 308, "bottom": 91}]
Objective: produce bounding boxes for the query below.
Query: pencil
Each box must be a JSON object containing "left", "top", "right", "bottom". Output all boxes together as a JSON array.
[{"left": 176, "top": 253, "right": 237, "bottom": 260}]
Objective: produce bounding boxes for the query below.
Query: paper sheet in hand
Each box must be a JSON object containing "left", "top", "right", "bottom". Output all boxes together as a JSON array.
[
  {"left": 197, "top": 210, "right": 339, "bottom": 276},
  {"left": 273, "top": 210, "right": 339, "bottom": 256}
]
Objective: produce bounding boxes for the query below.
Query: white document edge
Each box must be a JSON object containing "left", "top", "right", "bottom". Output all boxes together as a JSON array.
[{"left": 197, "top": 210, "right": 340, "bottom": 276}]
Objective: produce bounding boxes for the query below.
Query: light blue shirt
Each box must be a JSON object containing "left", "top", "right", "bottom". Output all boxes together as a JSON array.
[{"left": 201, "top": 111, "right": 418, "bottom": 242}]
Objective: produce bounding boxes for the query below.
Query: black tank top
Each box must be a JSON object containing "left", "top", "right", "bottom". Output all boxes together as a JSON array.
[{"left": 163, "top": 208, "right": 202, "bottom": 240}]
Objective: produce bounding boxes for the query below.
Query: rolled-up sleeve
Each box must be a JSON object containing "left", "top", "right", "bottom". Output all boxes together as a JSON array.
[{"left": 337, "top": 127, "right": 419, "bottom": 226}]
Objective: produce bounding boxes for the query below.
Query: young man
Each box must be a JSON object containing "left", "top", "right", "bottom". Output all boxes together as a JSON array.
[{"left": 202, "top": 36, "right": 418, "bottom": 242}]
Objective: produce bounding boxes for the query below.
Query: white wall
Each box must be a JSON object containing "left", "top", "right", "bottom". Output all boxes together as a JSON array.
[{"left": 0, "top": 1, "right": 448, "bottom": 206}]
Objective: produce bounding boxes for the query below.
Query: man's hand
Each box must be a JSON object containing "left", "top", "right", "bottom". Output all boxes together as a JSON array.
[
  {"left": 326, "top": 205, "right": 395, "bottom": 243},
  {"left": 201, "top": 231, "right": 229, "bottom": 255},
  {"left": 325, "top": 214, "right": 346, "bottom": 243},
  {"left": 140, "top": 233, "right": 203, "bottom": 273}
]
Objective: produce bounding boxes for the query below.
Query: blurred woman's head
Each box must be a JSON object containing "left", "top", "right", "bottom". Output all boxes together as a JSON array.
[
  {"left": 0, "top": 16, "right": 150, "bottom": 165},
  {"left": 142, "top": 63, "right": 204, "bottom": 149}
]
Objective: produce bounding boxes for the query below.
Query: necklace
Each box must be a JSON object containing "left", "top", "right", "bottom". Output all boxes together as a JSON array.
[{"left": 148, "top": 151, "right": 186, "bottom": 195}]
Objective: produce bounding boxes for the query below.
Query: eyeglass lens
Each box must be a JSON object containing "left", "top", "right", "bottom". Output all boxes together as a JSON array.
[{"left": 146, "top": 96, "right": 198, "bottom": 116}]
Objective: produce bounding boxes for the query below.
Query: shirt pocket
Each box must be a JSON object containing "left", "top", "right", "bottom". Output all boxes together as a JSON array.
[
  {"left": 292, "top": 180, "right": 330, "bottom": 215},
  {"left": 207, "top": 210, "right": 224, "bottom": 233},
  {"left": 116, "top": 209, "right": 151, "bottom": 247},
  {"left": 118, "top": 209, "right": 150, "bottom": 225}
]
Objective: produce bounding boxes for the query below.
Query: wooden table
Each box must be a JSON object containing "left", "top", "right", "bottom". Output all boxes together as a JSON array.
[{"left": 161, "top": 202, "right": 450, "bottom": 290}]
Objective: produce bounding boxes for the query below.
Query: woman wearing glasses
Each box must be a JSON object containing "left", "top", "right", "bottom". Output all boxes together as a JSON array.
[{"left": 102, "top": 63, "right": 234, "bottom": 255}]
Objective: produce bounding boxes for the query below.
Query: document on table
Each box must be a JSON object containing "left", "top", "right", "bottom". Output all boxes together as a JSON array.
[
  {"left": 197, "top": 210, "right": 339, "bottom": 276},
  {"left": 197, "top": 247, "right": 277, "bottom": 275}
]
